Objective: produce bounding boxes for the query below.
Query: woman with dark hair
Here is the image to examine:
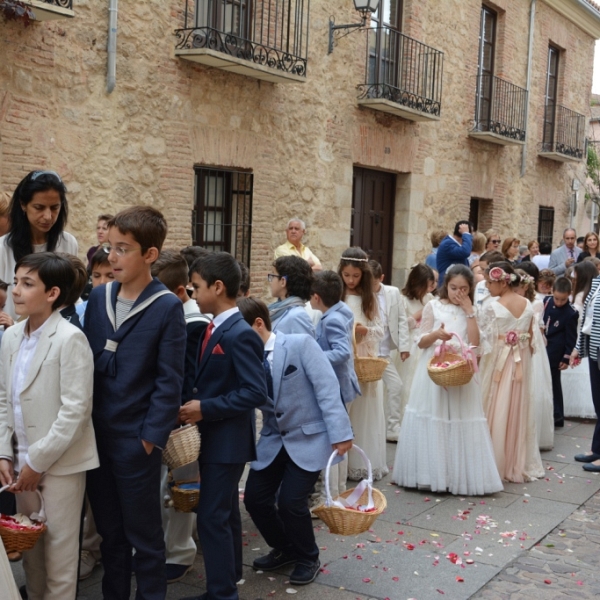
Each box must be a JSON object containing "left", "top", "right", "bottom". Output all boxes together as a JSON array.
[
  {"left": 562, "top": 261, "right": 599, "bottom": 419},
  {"left": 0, "top": 171, "right": 77, "bottom": 318}
]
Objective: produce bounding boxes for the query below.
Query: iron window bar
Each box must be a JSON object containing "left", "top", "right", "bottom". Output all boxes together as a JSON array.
[{"left": 541, "top": 105, "right": 586, "bottom": 159}]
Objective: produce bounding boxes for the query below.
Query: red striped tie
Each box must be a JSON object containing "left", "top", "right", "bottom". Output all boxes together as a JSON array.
[{"left": 200, "top": 322, "right": 215, "bottom": 362}]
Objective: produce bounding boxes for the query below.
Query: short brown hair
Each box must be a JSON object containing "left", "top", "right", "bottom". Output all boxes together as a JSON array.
[
  {"left": 312, "top": 270, "right": 343, "bottom": 308},
  {"left": 58, "top": 253, "right": 88, "bottom": 305},
  {"left": 180, "top": 245, "right": 211, "bottom": 268},
  {"left": 109, "top": 206, "right": 167, "bottom": 254},
  {"left": 237, "top": 296, "right": 272, "bottom": 331},
  {"left": 368, "top": 259, "right": 383, "bottom": 279},
  {"left": 151, "top": 249, "right": 189, "bottom": 293},
  {"left": 0, "top": 192, "right": 10, "bottom": 218},
  {"left": 97, "top": 213, "right": 114, "bottom": 223},
  {"left": 430, "top": 229, "right": 446, "bottom": 248},
  {"left": 472, "top": 232, "right": 486, "bottom": 255},
  {"left": 538, "top": 268, "right": 556, "bottom": 286},
  {"left": 479, "top": 251, "right": 504, "bottom": 265}
]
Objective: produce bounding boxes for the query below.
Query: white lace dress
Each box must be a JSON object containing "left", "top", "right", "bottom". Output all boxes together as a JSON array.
[
  {"left": 479, "top": 301, "right": 545, "bottom": 483},
  {"left": 344, "top": 295, "right": 389, "bottom": 481},
  {"left": 396, "top": 293, "right": 434, "bottom": 423},
  {"left": 561, "top": 292, "right": 596, "bottom": 418},
  {"left": 531, "top": 299, "right": 555, "bottom": 450},
  {"left": 392, "top": 299, "right": 503, "bottom": 495}
]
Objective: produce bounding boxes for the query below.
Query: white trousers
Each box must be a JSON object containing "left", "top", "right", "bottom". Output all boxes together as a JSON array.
[
  {"left": 160, "top": 463, "right": 197, "bottom": 566},
  {"left": 382, "top": 354, "right": 404, "bottom": 441},
  {"left": 17, "top": 471, "right": 86, "bottom": 600}
]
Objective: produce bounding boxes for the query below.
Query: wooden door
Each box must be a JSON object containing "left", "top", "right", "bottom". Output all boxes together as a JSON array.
[{"left": 351, "top": 167, "right": 396, "bottom": 282}]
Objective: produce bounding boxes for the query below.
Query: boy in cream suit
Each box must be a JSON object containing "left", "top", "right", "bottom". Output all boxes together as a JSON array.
[{"left": 0, "top": 252, "right": 98, "bottom": 600}]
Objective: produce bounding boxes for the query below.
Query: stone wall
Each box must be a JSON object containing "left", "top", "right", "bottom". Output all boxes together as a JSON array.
[{"left": 0, "top": 0, "right": 596, "bottom": 292}]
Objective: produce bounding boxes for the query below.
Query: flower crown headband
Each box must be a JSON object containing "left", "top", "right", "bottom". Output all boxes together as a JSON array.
[
  {"left": 341, "top": 256, "right": 369, "bottom": 262},
  {"left": 519, "top": 274, "right": 534, "bottom": 286},
  {"left": 488, "top": 266, "right": 518, "bottom": 283}
]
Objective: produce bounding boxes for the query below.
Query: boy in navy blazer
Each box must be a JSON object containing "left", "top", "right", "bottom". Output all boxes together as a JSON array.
[
  {"left": 238, "top": 297, "right": 353, "bottom": 587},
  {"left": 179, "top": 253, "right": 267, "bottom": 600},
  {"left": 84, "top": 207, "right": 186, "bottom": 600},
  {"left": 543, "top": 276, "right": 579, "bottom": 428}
]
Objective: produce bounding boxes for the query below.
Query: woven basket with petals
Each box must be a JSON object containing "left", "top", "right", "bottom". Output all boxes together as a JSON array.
[
  {"left": 353, "top": 327, "right": 388, "bottom": 383},
  {"left": 0, "top": 486, "right": 46, "bottom": 553},
  {"left": 427, "top": 332, "right": 475, "bottom": 387}
]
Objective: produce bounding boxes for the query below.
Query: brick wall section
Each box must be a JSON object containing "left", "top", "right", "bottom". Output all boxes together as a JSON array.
[{"left": 0, "top": 0, "right": 595, "bottom": 291}]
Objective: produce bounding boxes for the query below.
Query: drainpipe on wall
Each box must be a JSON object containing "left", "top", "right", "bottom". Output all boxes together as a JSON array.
[
  {"left": 521, "top": 0, "right": 536, "bottom": 177},
  {"left": 107, "top": 0, "right": 118, "bottom": 94}
]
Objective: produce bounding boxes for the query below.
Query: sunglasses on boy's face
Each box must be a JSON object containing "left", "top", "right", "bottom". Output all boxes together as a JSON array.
[
  {"left": 267, "top": 274, "right": 286, "bottom": 282},
  {"left": 101, "top": 243, "right": 140, "bottom": 257}
]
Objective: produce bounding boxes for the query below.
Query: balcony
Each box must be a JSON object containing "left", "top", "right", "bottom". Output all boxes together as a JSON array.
[
  {"left": 23, "top": 0, "right": 73, "bottom": 21},
  {"left": 356, "top": 27, "right": 443, "bottom": 122},
  {"left": 469, "top": 75, "right": 527, "bottom": 146},
  {"left": 539, "top": 104, "right": 586, "bottom": 162},
  {"left": 174, "top": 0, "right": 309, "bottom": 84}
]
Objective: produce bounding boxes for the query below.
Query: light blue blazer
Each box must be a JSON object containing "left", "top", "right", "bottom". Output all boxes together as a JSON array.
[
  {"left": 315, "top": 302, "right": 360, "bottom": 405},
  {"left": 272, "top": 305, "right": 315, "bottom": 338},
  {"left": 252, "top": 333, "right": 354, "bottom": 473}
]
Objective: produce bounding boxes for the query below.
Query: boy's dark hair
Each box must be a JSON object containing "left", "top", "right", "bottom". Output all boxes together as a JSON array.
[
  {"left": 190, "top": 252, "right": 240, "bottom": 299},
  {"left": 151, "top": 249, "right": 189, "bottom": 293},
  {"left": 453, "top": 220, "right": 473, "bottom": 236},
  {"left": 0, "top": 279, "right": 8, "bottom": 292},
  {"left": 312, "top": 270, "right": 343, "bottom": 308},
  {"left": 180, "top": 245, "right": 211, "bottom": 268},
  {"left": 237, "top": 296, "right": 272, "bottom": 332},
  {"left": 577, "top": 236, "right": 585, "bottom": 244},
  {"left": 109, "top": 206, "right": 167, "bottom": 255},
  {"left": 273, "top": 255, "right": 314, "bottom": 301},
  {"left": 90, "top": 247, "right": 111, "bottom": 270},
  {"left": 516, "top": 260, "right": 540, "bottom": 282},
  {"left": 7, "top": 171, "right": 69, "bottom": 262},
  {"left": 98, "top": 213, "right": 114, "bottom": 223},
  {"left": 553, "top": 276, "right": 572, "bottom": 295},
  {"left": 15, "top": 252, "right": 75, "bottom": 310},
  {"left": 479, "top": 250, "right": 504, "bottom": 265},
  {"left": 539, "top": 241, "right": 552, "bottom": 255},
  {"left": 237, "top": 261, "right": 250, "bottom": 296},
  {"left": 368, "top": 260, "right": 383, "bottom": 280},
  {"left": 57, "top": 254, "right": 88, "bottom": 306}
]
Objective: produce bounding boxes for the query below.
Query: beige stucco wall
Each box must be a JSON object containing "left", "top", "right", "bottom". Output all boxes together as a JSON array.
[{"left": 0, "top": 0, "right": 596, "bottom": 291}]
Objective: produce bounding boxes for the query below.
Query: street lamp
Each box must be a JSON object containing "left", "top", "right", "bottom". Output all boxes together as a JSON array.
[{"left": 328, "top": 0, "right": 380, "bottom": 54}]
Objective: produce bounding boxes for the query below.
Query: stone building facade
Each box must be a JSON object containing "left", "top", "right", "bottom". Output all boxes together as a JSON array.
[{"left": 0, "top": 0, "right": 599, "bottom": 290}]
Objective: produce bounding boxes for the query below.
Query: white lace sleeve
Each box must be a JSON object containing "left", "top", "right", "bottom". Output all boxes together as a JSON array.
[
  {"left": 477, "top": 302, "right": 496, "bottom": 356},
  {"left": 532, "top": 299, "right": 545, "bottom": 328},
  {"left": 416, "top": 301, "right": 435, "bottom": 345}
]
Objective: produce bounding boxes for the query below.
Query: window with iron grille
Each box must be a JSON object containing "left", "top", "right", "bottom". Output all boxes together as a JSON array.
[
  {"left": 537, "top": 206, "right": 555, "bottom": 246},
  {"left": 193, "top": 167, "right": 253, "bottom": 266}
]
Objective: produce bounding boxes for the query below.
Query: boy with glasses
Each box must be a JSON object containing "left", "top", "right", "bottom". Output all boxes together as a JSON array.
[{"left": 84, "top": 206, "right": 186, "bottom": 600}]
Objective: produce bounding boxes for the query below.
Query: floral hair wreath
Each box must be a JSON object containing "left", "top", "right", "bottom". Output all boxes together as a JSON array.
[
  {"left": 519, "top": 274, "right": 534, "bottom": 286},
  {"left": 488, "top": 266, "right": 518, "bottom": 283}
]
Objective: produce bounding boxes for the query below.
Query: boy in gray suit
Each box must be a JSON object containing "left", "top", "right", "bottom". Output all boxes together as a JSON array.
[{"left": 238, "top": 297, "right": 353, "bottom": 586}]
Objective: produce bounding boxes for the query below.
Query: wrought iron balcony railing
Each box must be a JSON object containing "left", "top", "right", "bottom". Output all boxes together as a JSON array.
[
  {"left": 175, "top": 0, "right": 309, "bottom": 81},
  {"left": 37, "top": 0, "right": 72, "bottom": 7},
  {"left": 541, "top": 104, "right": 586, "bottom": 160},
  {"left": 472, "top": 74, "right": 528, "bottom": 144},
  {"left": 20, "top": 0, "right": 73, "bottom": 20},
  {"left": 357, "top": 26, "right": 443, "bottom": 121}
]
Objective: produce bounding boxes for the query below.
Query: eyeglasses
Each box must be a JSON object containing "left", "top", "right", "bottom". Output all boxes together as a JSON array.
[
  {"left": 101, "top": 243, "right": 140, "bottom": 257},
  {"left": 267, "top": 273, "right": 286, "bottom": 282},
  {"left": 31, "top": 170, "right": 62, "bottom": 182},
  {"left": 490, "top": 239, "right": 501, "bottom": 244}
]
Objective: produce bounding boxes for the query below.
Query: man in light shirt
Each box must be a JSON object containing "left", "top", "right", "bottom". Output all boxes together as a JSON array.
[{"left": 274, "top": 218, "right": 322, "bottom": 272}]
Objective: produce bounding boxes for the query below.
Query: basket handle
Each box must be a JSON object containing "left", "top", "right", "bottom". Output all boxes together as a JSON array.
[
  {"left": 434, "top": 331, "right": 478, "bottom": 373},
  {"left": 0, "top": 484, "right": 46, "bottom": 523},
  {"left": 323, "top": 445, "right": 374, "bottom": 511}
]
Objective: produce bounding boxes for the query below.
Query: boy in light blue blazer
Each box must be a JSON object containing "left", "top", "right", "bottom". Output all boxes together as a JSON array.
[{"left": 238, "top": 297, "right": 353, "bottom": 587}]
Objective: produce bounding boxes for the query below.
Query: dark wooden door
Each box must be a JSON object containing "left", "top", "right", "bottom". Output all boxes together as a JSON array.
[{"left": 351, "top": 167, "right": 396, "bottom": 282}]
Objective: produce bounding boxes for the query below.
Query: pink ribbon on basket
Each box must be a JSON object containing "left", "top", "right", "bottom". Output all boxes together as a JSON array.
[{"left": 433, "top": 332, "right": 479, "bottom": 374}]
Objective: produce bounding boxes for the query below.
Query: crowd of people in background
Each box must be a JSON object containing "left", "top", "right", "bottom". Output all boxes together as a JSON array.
[{"left": 1, "top": 171, "right": 600, "bottom": 600}]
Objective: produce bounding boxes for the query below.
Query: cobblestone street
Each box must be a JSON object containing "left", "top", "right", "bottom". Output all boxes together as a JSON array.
[{"left": 10, "top": 418, "right": 600, "bottom": 600}]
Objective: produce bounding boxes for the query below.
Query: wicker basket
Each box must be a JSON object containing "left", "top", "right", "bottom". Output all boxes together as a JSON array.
[
  {"left": 170, "top": 479, "right": 200, "bottom": 513},
  {"left": 0, "top": 486, "right": 47, "bottom": 554},
  {"left": 427, "top": 332, "right": 475, "bottom": 387},
  {"left": 312, "top": 446, "right": 387, "bottom": 536},
  {"left": 353, "top": 327, "right": 388, "bottom": 384},
  {"left": 162, "top": 425, "right": 201, "bottom": 470}
]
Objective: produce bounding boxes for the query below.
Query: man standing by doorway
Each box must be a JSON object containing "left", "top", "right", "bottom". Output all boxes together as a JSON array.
[{"left": 275, "top": 219, "right": 322, "bottom": 272}]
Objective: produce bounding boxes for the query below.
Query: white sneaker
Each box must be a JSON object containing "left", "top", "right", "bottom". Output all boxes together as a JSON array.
[{"left": 79, "top": 550, "right": 100, "bottom": 580}]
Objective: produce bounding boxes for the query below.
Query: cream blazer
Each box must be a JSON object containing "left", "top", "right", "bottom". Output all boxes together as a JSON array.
[{"left": 0, "top": 311, "right": 99, "bottom": 475}]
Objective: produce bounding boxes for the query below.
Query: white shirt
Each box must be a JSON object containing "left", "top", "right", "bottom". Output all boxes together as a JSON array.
[
  {"left": 475, "top": 280, "right": 490, "bottom": 309},
  {"left": 212, "top": 306, "right": 239, "bottom": 331},
  {"left": 183, "top": 298, "right": 210, "bottom": 324},
  {"left": 12, "top": 320, "right": 47, "bottom": 473},
  {"left": 264, "top": 332, "right": 276, "bottom": 371},
  {"left": 532, "top": 255, "right": 550, "bottom": 270},
  {"left": 375, "top": 286, "right": 393, "bottom": 357}
]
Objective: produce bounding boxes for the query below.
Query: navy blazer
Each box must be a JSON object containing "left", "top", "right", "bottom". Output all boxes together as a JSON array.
[
  {"left": 185, "top": 311, "right": 267, "bottom": 465},
  {"left": 543, "top": 296, "right": 579, "bottom": 368},
  {"left": 253, "top": 332, "right": 353, "bottom": 473},
  {"left": 315, "top": 302, "right": 360, "bottom": 405},
  {"left": 84, "top": 278, "right": 186, "bottom": 448}
]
